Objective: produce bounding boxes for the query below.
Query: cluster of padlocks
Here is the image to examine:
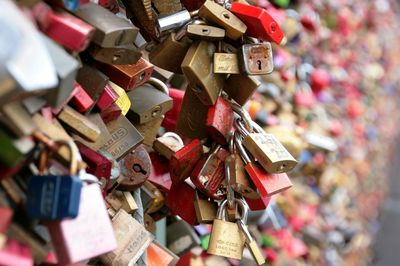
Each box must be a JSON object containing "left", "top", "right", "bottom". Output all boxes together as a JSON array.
[{"left": 1, "top": 0, "right": 400, "bottom": 265}]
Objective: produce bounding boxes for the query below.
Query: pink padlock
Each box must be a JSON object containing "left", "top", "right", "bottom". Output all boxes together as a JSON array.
[
  {"left": 46, "top": 183, "right": 117, "bottom": 265},
  {"left": 0, "top": 239, "right": 33, "bottom": 266}
]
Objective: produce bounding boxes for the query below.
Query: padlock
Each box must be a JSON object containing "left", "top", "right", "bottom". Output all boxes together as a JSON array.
[
  {"left": 170, "top": 139, "right": 204, "bottom": 183},
  {"left": 110, "top": 81, "right": 131, "bottom": 116},
  {"left": 76, "top": 142, "right": 112, "bottom": 193},
  {"left": 206, "top": 96, "right": 233, "bottom": 145},
  {"left": 97, "top": 57, "right": 154, "bottom": 91},
  {"left": 157, "top": 9, "right": 193, "bottom": 33},
  {"left": 57, "top": 105, "right": 101, "bottom": 142},
  {"left": 46, "top": 180, "right": 117, "bottom": 265},
  {"left": 100, "top": 115, "right": 144, "bottom": 160},
  {"left": 198, "top": 0, "right": 247, "bottom": 40},
  {"left": 226, "top": 135, "right": 258, "bottom": 199},
  {"left": 96, "top": 83, "right": 119, "bottom": 111},
  {"left": 0, "top": 238, "right": 33, "bottom": 266},
  {"left": 106, "top": 190, "right": 138, "bottom": 214},
  {"left": 149, "top": 26, "right": 192, "bottom": 74},
  {"left": 167, "top": 218, "right": 201, "bottom": 256},
  {"left": 234, "top": 129, "right": 292, "bottom": 197},
  {"left": 133, "top": 115, "right": 164, "bottom": 147},
  {"left": 238, "top": 119, "right": 297, "bottom": 173},
  {"left": 1, "top": 102, "right": 37, "bottom": 137},
  {"left": 175, "top": 87, "right": 209, "bottom": 140},
  {"left": 152, "top": 0, "right": 182, "bottom": 15},
  {"left": 87, "top": 43, "right": 142, "bottom": 65},
  {"left": 166, "top": 181, "right": 197, "bottom": 225},
  {"left": 40, "top": 34, "right": 80, "bottom": 108},
  {"left": 148, "top": 152, "right": 172, "bottom": 193},
  {"left": 74, "top": 2, "right": 139, "bottom": 48},
  {"left": 230, "top": 3, "right": 286, "bottom": 45},
  {"left": 26, "top": 140, "right": 82, "bottom": 220},
  {"left": 190, "top": 144, "right": 226, "bottom": 200},
  {"left": 70, "top": 82, "right": 94, "bottom": 113},
  {"left": 223, "top": 74, "right": 261, "bottom": 106},
  {"left": 100, "top": 103, "right": 122, "bottom": 124},
  {"left": 141, "top": 180, "right": 165, "bottom": 214},
  {"left": 126, "top": 77, "right": 172, "bottom": 124},
  {"left": 187, "top": 24, "right": 226, "bottom": 41},
  {"left": 32, "top": 2, "right": 94, "bottom": 52},
  {"left": 99, "top": 209, "right": 153, "bottom": 265},
  {"left": 76, "top": 65, "right": 110, "bottom": 108},
  {"left": 162, "top": 88, "right": 184, "bottom": 131},
  {"left": 237, "top": 219, "right": 266, "bottom": 265},
  {"left": 147, "top": 240, "right": 180, "bottom": 266},
  {"left": 207, "top": 199, "right": 247, "bottom": 260},
  {"left": 113, "top": 144, "right": 151, "bottom": 191},
  {"left": 181, "top": 41, "right": 226, "bottom": 106},
  {"left": 153, "top": 132, "right": 184, "bottom": 160},
  {"left": 213, "top": 52, "right": 240, "bottom": 74},
  {"left": 239, "top": 42, "right": 274, "bottom": 75},
  {"left": 245, "top": 194, "right": 271, "bottom": 211},
  {"left": 194, "top": 191, "right": 217, "bottom": 224}
]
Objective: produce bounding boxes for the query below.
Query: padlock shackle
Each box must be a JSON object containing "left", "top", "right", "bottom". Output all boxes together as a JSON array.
[
  {"left": 237, "top": 219, "right": 253, "bottom": 242},
  {"left": 224, "top": 159, "right": 235, "bottom": 209},
  {"left": 217, "top": 198, "right": 249, "bottom": 223},
  {"left": 233, "top": 131, "right": 251, "bottom": 165},
  {"left": 162, "top": 132, "right": 184, "bottom": 146},
  {"left": 147, "top": 77, "right": 169, "bottom": 95},
  {"left": 38, "top": 140, "right": 80, "bottom": 176}
]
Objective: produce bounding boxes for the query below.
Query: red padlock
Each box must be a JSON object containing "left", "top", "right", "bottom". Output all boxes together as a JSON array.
[
  {"left": 148, "top": 152, "right": 172, "bottom": 194},
  {"left": 206, "top": 97, "right": 233, "bottom": 145},
  {"left": 32, "top": 2, "right": 94, "bottom": 52},
  {"left": 70, "top": 82, "right": 94, "bottom": 112},
  {"left": 100, "top": 103, "right": 122, "bottom": 124},
  {"left": 310, "top": 69, "right": 330, "bottom": 94},
  {"left": 75, "top": 142, "right": 111, "bottom": 194},
  {"left": 190, "top": 145, "right": 226, "bottom": 200},
  {"left": 162, "top": 88, "right": 185, "bottom": 132},
  {"left": 245, "top": 194, "right": 271, "bottom": 211},
  {"left": 234, "top": 131, "right": 292, "bottom": 197},
  {"left": 230, "top": 2, "right": 285, "bottom": 45},
  {"left": 166, "top": 181, "right": 198, "bottom": 225},
  {"left": 170, "top": 139, "right": 204, "bottom": 184},
  {"left": 96, "top": 83, "right": 119, "bottom": 111}
]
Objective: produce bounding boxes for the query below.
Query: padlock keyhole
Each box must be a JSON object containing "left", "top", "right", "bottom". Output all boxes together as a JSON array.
[
  {"left": 133, "top": 163, "right": 147, "bottom": 175},
  {"left": 257, "top": 60, "right": 262, "bottom": 70}
]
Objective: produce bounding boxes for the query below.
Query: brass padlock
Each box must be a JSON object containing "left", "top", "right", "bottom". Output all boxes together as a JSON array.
[
  {"left": 126, "top": 77, "right": 173, "bottom": 124},
  {"left": 181, "top": 41, "right": 226, "bottom": 105},
  {"left": 186, "top": 24, "right": 226, "bottom": 41},
  {"left": 153, "top": 132, "right": 184, "bottom": 160},
  {"left": 198, "top": 0, "right": 247, "bottom": 40},
  {"left": 213, "top": 52, "right": 240, "bottom": 74},
  {"left": 194, "top": 190, "right": 217, "bottom": 224},
  {"left": 240, "top": 120, "right": 297, "bottom": 173},
  {"left": 75, "top": 3, "right": 139, "bottom": 47},
  {"left": 149, "top": 28, "right": 192, "bottom": 74},
  {"left": 223, "top": 74, "right": 260, "bottom": 105},
  {"left": 207, "top": 198, "right": 247, "bottom": 260},
  {"left": 87, "top": 43, "right": 142, "bottom": 65}
]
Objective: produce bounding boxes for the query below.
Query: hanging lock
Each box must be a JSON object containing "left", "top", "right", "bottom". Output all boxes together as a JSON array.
[
  {"left": 194, "top": 190, "right": 217, "bottom": 224},
  {"left": 87, "top": 43, "right": 142, "bottom": 65},
  {"left": 126, "top": 77, "right": 173, "bottom": 124},
  {"left": 198, "top": 0, "right": 247, "bottom": 40},
  {"left": 230, "top": 2, "right": 286, "bottom": 45},
  {"left": 181, "top": 41, "right": 226, "bottom": 106},
  {"left": 239, "top": 42, "right": 274, "bottom": 75},
  {"left": 238, "top": 119, "right": 298, "bottom": 174},
  {"left": 74, "top": 2, "right": 139, "bottom": 48},
  {"left": 234, "top": 129, "right": 292, "bottom": 197},
  {"left": 206, "top": 96, "right": 234, "bottom": 145},
  {"left": 207, "top": 198, "right": 248, "bottom": 260},
  {"left": 26, "top": 140, "right": 82, "bottom": 220},
  {"left": 237, "top": 219, "right": 266, "bottom": 265},
  {"left": 187, "top": 24, "right": 226, "bottom": 41},
  {"left": 153, "top": 132, "right": 184, "bottom": 160},
  {"left": 190, "top": 144, "right": 227, "bottom": 200},
  {"left": 149, "top": 21, "right": 195, "bottom": 73}
]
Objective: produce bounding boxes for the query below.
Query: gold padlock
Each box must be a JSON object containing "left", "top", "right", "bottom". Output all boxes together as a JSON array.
[
  {"left": 207, "top": 198, "right": 247, "bottom": 260},
  {"left": 194, "top": 190, "right": 217, "bottom": 224}
]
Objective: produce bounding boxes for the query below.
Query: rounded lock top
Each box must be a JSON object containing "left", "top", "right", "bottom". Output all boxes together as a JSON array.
[
  {"left": 217, "top": 198, "right": 249, "bottom": 223},
  {"left": 146, "top": 77, "right": 169, "bottom": 95},
  {"left": 39, "top": 140, "right": 80, "bottom": 176}
]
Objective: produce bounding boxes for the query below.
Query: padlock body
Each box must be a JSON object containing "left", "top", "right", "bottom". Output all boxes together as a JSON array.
[
  {"left": 206, "top": 97, "right": 233, "bottom": 145},
  {"left": 27, "top": 175, "right": 82, "bottom": 219},
  {"left": 149, "top": 33, "right": 192, "bottom": 73},
  {"left": 208, "top": 219, "right": 245, "bottom": 260},
  {"left": 239, "top": 43, "right": 274, "bottom": 75},
  {"left": 194, "top": 198, "right": 217, "bottom": 224},
  {"left": 226, "top": 154, "right": 258, "bottom": 199},
  {"left": 244, "top": 163, "right": 292, "bottom": 197},
  {"left": 223, "top": 74, "right": 260, "bottom": 106},
  {"left": 243, "top": 133, "right": 297, "bottom": 173},
  {"left": 170, "top": 139, "right": 203, "bottom": 183}
]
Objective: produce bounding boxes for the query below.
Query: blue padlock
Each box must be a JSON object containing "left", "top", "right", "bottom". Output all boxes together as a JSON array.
[{"left": 26, "top": 140, "right": 83, "bottom": 220}]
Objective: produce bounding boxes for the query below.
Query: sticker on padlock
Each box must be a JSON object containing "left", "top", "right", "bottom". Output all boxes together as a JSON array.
[
  {"left": 26, "top": 140, "right": 82, "bottom": 220},
  {"left": 239, "top": 43, "right": 274, "bottom": 75},
  {"left": 207, "top": 199, "right": 247, "bottom": 260}
]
